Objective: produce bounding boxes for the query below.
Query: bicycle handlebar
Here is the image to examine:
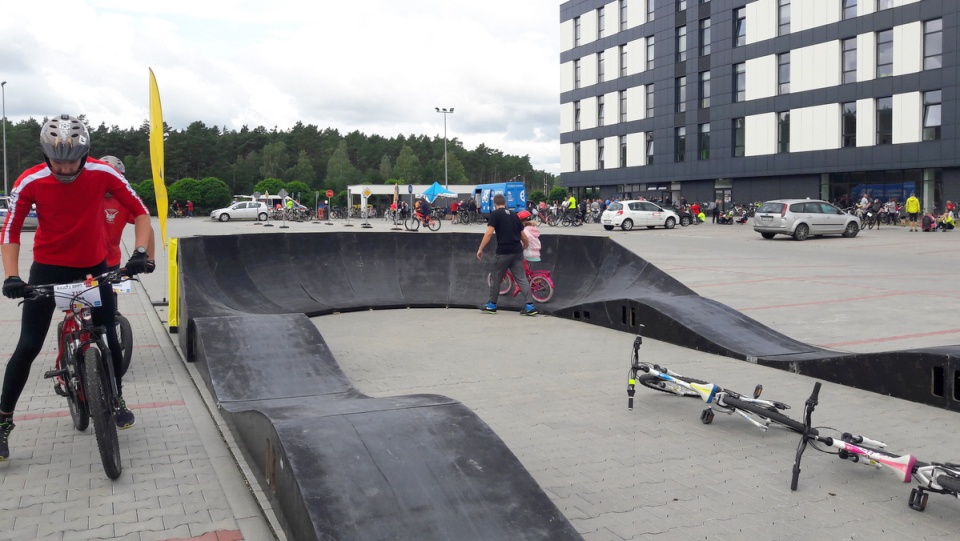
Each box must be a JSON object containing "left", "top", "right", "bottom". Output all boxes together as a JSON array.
[
  {"left": 791, "top": 382, "right": 822, "bottom": 491},
  {"left": 24, "top": 267, "right": 136, "bottom": 298}
]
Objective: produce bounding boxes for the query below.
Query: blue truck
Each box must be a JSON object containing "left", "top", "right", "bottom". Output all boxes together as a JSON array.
[{"left": 472, "top": 182, "right": 526, "bottom": 215}]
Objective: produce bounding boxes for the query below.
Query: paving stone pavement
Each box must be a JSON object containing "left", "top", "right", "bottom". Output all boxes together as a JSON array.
[{"left": 4, "top": 214, "right": 959, "bottom": 541}]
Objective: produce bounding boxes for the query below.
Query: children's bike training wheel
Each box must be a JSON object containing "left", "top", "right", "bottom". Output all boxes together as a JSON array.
[
  {"left": 84, "top": 347, "right": 122, "bottom": 480},
  {"left": 530, "top": 276, "right": 554, "bottom": 303},
  {"left": 62, "top": 336, "right": 90, "bottom": 432}
]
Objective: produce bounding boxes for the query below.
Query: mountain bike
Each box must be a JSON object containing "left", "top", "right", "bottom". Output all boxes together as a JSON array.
[
  {"left": 626, "top": 328, "right": 802, "bottom": 433},
  {"left": 486, "top": 260, "right": 554, "bottom": 303},
  {"left": 31, "top": 268, "right": 138, "bottom": 479},
  {"left": 405, "top": 211, "right": 441, "bottom": 231},
  {"left": 790, "top": 383, "right": 960, "bottom": 511}
]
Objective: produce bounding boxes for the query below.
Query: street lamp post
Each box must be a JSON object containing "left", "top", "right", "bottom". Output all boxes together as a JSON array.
[
  {"left": 1, "top": 81, "right": 7, "bottom": 196},
  {"left": 434, "top": 107, "right": 454, "bottom": 189}
]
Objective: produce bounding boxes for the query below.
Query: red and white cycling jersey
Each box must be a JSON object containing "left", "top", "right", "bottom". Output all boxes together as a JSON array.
[{"left": 1, "top": 159, "right": 149, "bottom": 267}]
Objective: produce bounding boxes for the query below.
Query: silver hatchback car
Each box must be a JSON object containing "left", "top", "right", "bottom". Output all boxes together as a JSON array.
[{"left": 753, "top": 199, "right": 861, "bottom": 240}]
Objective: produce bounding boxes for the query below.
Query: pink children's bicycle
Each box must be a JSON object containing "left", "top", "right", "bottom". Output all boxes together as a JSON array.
[{"left": 487, "top": 260, "right": 555, "bottom": 303}]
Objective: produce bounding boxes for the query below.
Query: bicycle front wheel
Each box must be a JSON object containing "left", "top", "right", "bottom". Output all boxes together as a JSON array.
[
  {"left": 530, "top": 275, "right": 554, "bottom": 303},
  {"left": 404, "top": 217, "right": 420, "bottom": 231},
  {"left": 84, "top": 347, "right": 122, "bottom": 479},
  {"left": 116, "top": 314, "right": 133, "bottom": 377}
]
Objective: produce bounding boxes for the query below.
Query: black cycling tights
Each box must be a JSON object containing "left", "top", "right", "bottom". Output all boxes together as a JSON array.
[{"left": 0, "top": 261, "right": 122, "bottom": 414}]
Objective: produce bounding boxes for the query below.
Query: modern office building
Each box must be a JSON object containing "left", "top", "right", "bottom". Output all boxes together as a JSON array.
[{"left": 559, "top": 0, "right": 957, "bottom": 211}]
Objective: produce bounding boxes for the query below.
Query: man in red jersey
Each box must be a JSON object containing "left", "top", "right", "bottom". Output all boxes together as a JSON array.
[
  {"left": 99, "top": 156, "right": 155, "bottom": 272},
  {"left": 0, "top": 115, "right": 155, "bottom": 461}
]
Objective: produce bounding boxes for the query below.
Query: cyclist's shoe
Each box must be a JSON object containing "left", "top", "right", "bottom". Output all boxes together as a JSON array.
[
  {"left": 520, "top": 304, "right": 539, "bottom": 316},
  {"left": 115, "top": 398, "right": 136, "bottom": 430},
  {"left": 0, "top": 418, "right": 14, "bottom": 460},
  {"left": 481, "top": 302, "right": 497, "bottom": 314}
]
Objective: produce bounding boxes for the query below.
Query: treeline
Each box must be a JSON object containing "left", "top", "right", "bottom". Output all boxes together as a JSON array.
[{"left": 2, "top": 116, "right": 557, "bottom": 197}]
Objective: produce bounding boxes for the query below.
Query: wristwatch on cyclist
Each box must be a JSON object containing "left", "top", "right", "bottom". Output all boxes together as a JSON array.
[{"left": 134, "top": 246, "right": 147, "bottom": 256}]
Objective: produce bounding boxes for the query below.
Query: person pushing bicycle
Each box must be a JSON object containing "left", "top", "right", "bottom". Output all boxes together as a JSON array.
[{"left": 0, "top": 115, "right": 156, "bottom": 461}]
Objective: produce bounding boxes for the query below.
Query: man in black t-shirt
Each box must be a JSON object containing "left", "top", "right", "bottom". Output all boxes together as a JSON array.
[{"left": 476, "top": 194, "right": 537, "bottom": 315}]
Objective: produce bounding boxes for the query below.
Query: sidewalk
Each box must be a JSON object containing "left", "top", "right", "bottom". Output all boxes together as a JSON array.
[{"left": 0, "top": 229, "right": 278, "bottom": 541}]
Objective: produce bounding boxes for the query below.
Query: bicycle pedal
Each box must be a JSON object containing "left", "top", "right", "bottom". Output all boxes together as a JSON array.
[
  {"left": 53, "top": 383, "right": 68, "bottom": 397},
  {"left": 700, "top": 408, "right": 714, "bottom": 424},
  {"left": 43, "top": 368, "right": 67, "bottom": 379},
  {"left": 908, "top": 488, "right": 928, "bottom": 512}
]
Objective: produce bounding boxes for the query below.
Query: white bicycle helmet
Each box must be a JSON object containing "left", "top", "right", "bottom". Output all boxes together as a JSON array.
[
  {"left": 40, "top": 114, "right": 90, "bottom": 183},
  {"left": 99, "top": 155, "right": 125, "bottom": 174}
]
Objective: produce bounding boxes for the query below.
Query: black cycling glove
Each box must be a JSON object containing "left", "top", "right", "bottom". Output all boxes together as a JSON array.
[
  {"left": 146, "top": 260, "right": 156, "bottom": 274},
  {"left": 3, "top": 276, "right": 27, "bottom": 299},
  {"left": 124, "top": 252, "right": 149, "bottom": 276}
]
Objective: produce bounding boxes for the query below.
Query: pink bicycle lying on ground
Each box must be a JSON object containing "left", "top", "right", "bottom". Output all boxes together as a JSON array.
[{"left": 487, "top": 260, "right": 555, "bottom": 303}]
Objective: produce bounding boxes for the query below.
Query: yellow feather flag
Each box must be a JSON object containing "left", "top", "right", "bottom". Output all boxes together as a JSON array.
[{"left": 149, "top": 68, "right": 169, "bottom": 250}]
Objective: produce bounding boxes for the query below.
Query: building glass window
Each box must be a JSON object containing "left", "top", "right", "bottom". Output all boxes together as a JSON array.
[
  {"left": 575, "top": 100, "right": 581, "bottom": 130},
  {"left": 699, "top": 19, "right": 711, "bottom": 56},
  {"left": 574, "top": 58, "right": 581, "bottom": 89},
  {"left": 699, "top": 123, "right": 710, "bottom": 160},
  {"left": 598, "top": 7, "right": 605, "bottom": 38},
  {"left": 646, "top": 83, "right": 655, "bottom": 117},
  {"left": 678, "top": 0, "right": 687, "bottom": 11},
  {"left": 778, "top": 111, "right": 790, "bottom": 153},
  {"left": 676, "top": 26, "right": 687, "bottom": 62},
  {"left": 575, "top": 142, "right": 581, "bottom": 171},
  {"left": 778, "top": 0, "right": 790, "bottom": 36},
  {"left": 647, "top": 36, "right": 655, "bottom": 70},
  {"left": 842, "top": 0, "right": 857, "bottom": 20},
  {"left": 734, "top": 7, "right": 746, "bottom": 48},
  {"left": 620, "top": 90, "right": 627, "bottom": 122},
  {"left": 676, "top": 76, "right": 687, "bottom": 112},
  {"left": 646, "top": 132, "right": 655, "bottom": 164},
  {"left": 733, "top": 118, "right": 745, "bottom": 157},
  {"left": 598, "top": 51, "right": 605, "bottom": 83},
  {"left": 842, "top": 102, "right": 856, "bottom": 147},
  {"left": 574, "top": 17, "right": 581, "bottom": 46},
  {"left": 647, "top": 0, "right": 655, "bottom": 21},
  {"left": 778, "top": 53, "right": 790, "bottom": 94},
  {"left": 734, "top": 63, "right": 745, "bottom": 102},
  {"left": 924, "top": 19, "right": 943, "bottom": 70},
  {"left": 598, "top": 138, "right": 605, "bottom": 169},
  {"left": 699, "top": 71, "right": 711, "bottom": 108},
  {"left": 876, "top": 29, "right": 893, "bottom": 78},
  {"left": 675, "top": 127, "right": 686, "bottom": 162},
  {"left": 842, "top": 38, "right": 857, "bottom": 84},
  {"left": 877, "top": 0, "right": 892, "bottom": 10},
  {"left": 620, "top": 45, "right": 628, "bottom": 77},
  {"left": 923, "top": 90, "right": 942, "bottom": 141},
  {"left": 598, "top": 95, "right": 605, "bottom": 126},
  {"left": 876, "top": 97, "right": 892, "bottom": 145},
  {"left": 619, "top": 135, "right": 627, "bottom": 167},
  {"left": 620, "top": 0, "right": 628, "bottom": 32}
]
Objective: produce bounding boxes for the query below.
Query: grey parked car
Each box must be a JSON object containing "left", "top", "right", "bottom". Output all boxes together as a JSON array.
[{"left": 753, "top": 199, "right": 861, "bottom": 241}]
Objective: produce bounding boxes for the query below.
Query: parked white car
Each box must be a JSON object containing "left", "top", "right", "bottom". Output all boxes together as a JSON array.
[
  {"left": 0, "top": 196, "right": 39, "bottom": 230},
  {"left": 210, "top": 201, "right": 270, "bottom": 222},
  {"left": 601, "top": 200, "right": 679, "bottom": 231}
]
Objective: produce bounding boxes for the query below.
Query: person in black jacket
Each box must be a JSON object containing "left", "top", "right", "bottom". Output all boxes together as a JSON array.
[{"left": 476, "top": 194, "right": 537, "bottom": 316}]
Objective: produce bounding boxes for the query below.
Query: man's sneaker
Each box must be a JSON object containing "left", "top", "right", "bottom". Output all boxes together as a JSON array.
[
  {"left": 481, "top": 302, "right": 497, "bottom": 314},
  {"left": 0, "top": 418, "right": 14, "bottom": 461},
  {"left": 115, "top": 398, "right": 136, "bottom": 429},
  {"left": 520, "top": 304, "right": 539, "bottom": 316}
]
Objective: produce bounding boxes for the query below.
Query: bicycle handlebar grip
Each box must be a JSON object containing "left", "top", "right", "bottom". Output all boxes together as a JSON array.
[
  {"left": 936, "top": 474, "right": 960, "bottom": 493},
  {"left": 809, "top": 382, "right": 821, "bottom": 405}
]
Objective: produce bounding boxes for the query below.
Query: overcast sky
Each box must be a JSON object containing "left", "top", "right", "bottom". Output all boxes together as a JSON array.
[{"left": 1, "top": 1, "right": 562, "bottom": 173}]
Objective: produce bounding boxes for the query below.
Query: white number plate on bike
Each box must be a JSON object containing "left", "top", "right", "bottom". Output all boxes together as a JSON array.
[
  {"left": 113, "top": 280, "right": 133, "bottom": 294},
  {"left": 54, "top": 282, "right": 103, "bottom": 311}
]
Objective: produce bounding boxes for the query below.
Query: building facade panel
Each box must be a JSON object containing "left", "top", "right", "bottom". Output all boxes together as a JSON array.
[
  {"left": 582, "top": 96, "right": 599, "bottom": 130},
  {"left": 795, "top": 0, "right": 841, "bottom": 33},
  {"left": 604, "top": 135, "right": 620, "bottom": 168},
  {"left": 793, "top": 103, "right": 841, "bottom": 153},
  {"left": 746, "top": 0, "right": 777, "bottom": 45},
  {"left": 746, "top": 112, "right": 777, "bottom": 156},
  {"left": 794, "top": 41, "right": 841, "bottom": 93},
  {"left": 745, "top": 55, "right": 777, "bottom": 101},
  {"left": 893, "top": 91, "right": 922, "bottom": 144},
  {"left": 894, "top": 22, "right": 922, "bottom": 76},
  {"left": 581, "top": 138, "right": 599, "bottom": 171},
  {"left": 560, "top": 61, "right": 575, "bottom": 93},
  {"left": 626, "top": 131, "right": 645, "bottom": 166}
]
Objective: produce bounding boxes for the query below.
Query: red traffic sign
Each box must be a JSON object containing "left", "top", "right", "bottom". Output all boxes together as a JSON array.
[{"left": 326, "top": 190, "right": 334, "bottom": 198}]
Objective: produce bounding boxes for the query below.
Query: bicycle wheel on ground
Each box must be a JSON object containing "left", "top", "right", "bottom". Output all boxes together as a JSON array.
[
  {"left": 62, "top": 337, "right": 89, "bottom": 431},
  {"left": 635, "top": 373, "right": 705, "bottom": 398},
  {"left": 529, "top": 275, "right": 554, "bottom": 303},
  {"left": 404, "top": 217, "right": 420, "bottom": 231},
  {"left": 116, "top": 314, "right": 133, "bottom": 377},
  {"left": 84, "top": 347, "right": 122, "bottom": 479},
  {"left": 547, "top": 214, "right": 559, "bottom": 227},
  {"left": 427, "top": 218, "right": 441, "bottom": 231}
]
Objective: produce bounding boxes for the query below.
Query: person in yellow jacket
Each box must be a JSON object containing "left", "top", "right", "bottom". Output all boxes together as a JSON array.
[{"left": 905, "top": 192, "right": 921, "bottom": 231}]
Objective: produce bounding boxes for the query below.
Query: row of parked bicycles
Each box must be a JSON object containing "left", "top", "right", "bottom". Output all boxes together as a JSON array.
[{"left": 627, "top": 327, "right": 960, "bottom": 513}]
